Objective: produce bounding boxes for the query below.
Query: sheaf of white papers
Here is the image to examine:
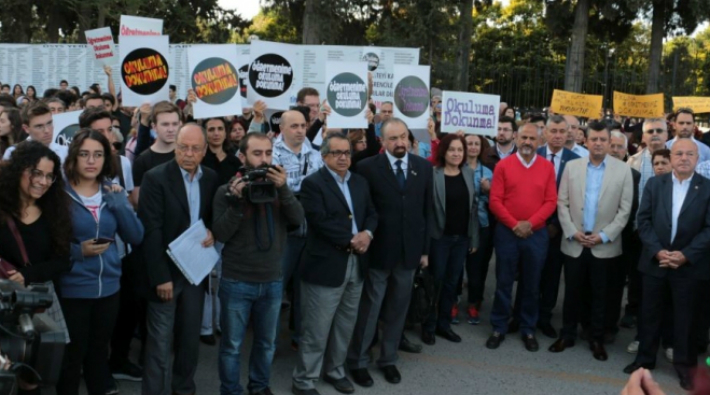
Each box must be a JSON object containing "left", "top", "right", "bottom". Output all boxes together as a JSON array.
[{"left": 166, "top": 219, "right": 220, "bottom": 285}]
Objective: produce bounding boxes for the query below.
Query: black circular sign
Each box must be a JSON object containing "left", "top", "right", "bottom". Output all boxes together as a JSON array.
[
  {"left": 327, "top": 72, "right": 368, "bottom": 117},
  {"left": 191, "top": 57, "right": 239, "bottom": 105},
  {"left": 55, "top": 124, "right": 80, "bottom": 146},
  {"left": 362, "top": 52, "right": 380, "bottom": 71},
  {"left": 394, "top": 76, "right": 429, "bottom": 118},
  {"left": 248, "top": 54, "right": 293, "bottom": 98},
  {"left": 121, "top": 48, "right": 169, "bottom": 95},
  {"left": 239, "top": 64, "right": 249, "bottom": 99},
  {"left": 270, "top": 111, "right": 284, "bottom": 134}
]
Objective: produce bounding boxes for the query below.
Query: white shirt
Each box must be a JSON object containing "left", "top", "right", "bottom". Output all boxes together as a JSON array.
[
  {"left": 516, "top": 152, "right": 537, "bottom": 169},
  {"left": 571, "top": 143, "right": 589, "bottom": 158},
  {"left": 546, "top": 145, "right": 562, "bottom": 176},
  {"left": 79, "top": 190, "right": 102, "bottom": 223},
  {"left": 385, "top": 150, "right": 408, "bottom": 179},
  {"left": 2, "top": 142, "right": 69, "bottom": 163},
  {"left": 671, "top": 172, "right": 693, "bottom": 243}
]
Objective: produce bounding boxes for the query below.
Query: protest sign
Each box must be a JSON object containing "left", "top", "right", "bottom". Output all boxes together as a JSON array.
[
  {"left": 188, "top": 45, "right": 241, "bottom": 119},
  {"left": 84, "top": 27, "right": 118, "bottom": 66},
  {"left": 119, "top": 15, "right": 163, "bottom": 37},
  {"left": 325, "top": 61, "right": 369, "bottom": 129},
  {"left": 119, "top": 35, "right": 170, "bottom": 106},
  {"left": 549, "top": 89, "right": 603, "bottom": 118},
  {"left": 673, "top": 96, "right": 710, "bottom": 114},
  {"left": 441, "top": 91, "right": 500, "bottom": 137},
  {"left": 236, "top": 45, "right": 250, "bottom": 109},
  {"left": 392, "top": 65, "right": 430, "bottom": 129},
  {"left": 362, "top": 47, "right": 420, "bottom": 110},
  {"left": 613, "top": 91, "right": 664, "bottom": 118},
  {"left": 52, "top": 110, "right": 82, "bottom": 146},
  {"left": 247, "top": 40, "right": 299, "bottom": 110}
]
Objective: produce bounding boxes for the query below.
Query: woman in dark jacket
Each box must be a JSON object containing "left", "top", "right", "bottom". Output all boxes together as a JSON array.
[{"left": 201, "top": 117, "right": 243, "bottom": 185}]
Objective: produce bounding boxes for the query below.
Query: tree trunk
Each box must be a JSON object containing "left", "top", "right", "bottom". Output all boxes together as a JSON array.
[
  {"left": 455, "top": 0, "right": 473, "bottom": 91},
  {"left": 302, "top": 0, "right": 321, "bottom": 44},
  {"left": 564, "top": 0, "right": 590, "bottom": 92},
  {"left": 646, "top": 0, "right": 665, "bottom": 93}
]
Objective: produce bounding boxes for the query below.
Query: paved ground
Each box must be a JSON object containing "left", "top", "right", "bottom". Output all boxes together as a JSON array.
[{"left": 87, "top": 262, "right": 693, "bottom": 395}]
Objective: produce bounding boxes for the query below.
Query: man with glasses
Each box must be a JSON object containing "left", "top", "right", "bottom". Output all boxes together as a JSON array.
[
  {"left": 666, "top": 108, "right": 710, "bottom": 162},
  {"left": 292, "top": 134, "right": 377, "bottom": 395},
  {"left": 139, "top": 123, "right": 219, "bottom": 395},
  {"left": 481, "top": 116, "right": 518, "bottom": 170},
  {"left": 2, "top": 101, "right": 67, "bottom": 163}
]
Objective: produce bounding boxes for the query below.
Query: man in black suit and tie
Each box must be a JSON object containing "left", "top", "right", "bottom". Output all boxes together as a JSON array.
[
  {"left": 292, "top": 134, "right": 378, "bottom": 395},
  {"left": 624, "top": 139, "right": 710, "bottom": 391},
  {"left": 138, "top": 123, "right": 220, "bottom": 395},
  {"left": 347, "top": 118, "right": 433, "bottom": 387}
]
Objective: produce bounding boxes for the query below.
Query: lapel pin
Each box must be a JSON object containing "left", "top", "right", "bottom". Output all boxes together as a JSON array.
[
  {"left": 412, "top": 170, "right": 417, "bottom": 176},
  {"left": 695, "top": 186, "right": 699, "bottom": 190}
]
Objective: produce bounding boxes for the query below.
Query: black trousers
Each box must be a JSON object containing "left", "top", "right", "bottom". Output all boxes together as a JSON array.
[
  {"left": 560, "top": 249, "right": 613, "bottom": 342},
  {"left": 636, "top": 273, "right": 699, "bottom": 378},
  {"left": 109, "top": 253, "right": 147, "bottom": 367},
  {"left": 56, "top": 292, "right": 120, "bottom": 395},
  {"left": 538, "top": 229, "right": 564, "bottom": 326},
  {"left": 622, "top": 232, "right": 643, "bottom": 317}
]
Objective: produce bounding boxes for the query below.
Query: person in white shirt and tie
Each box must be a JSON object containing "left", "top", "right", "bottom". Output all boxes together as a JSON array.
[{"left": 563, "top": 115, "right": 589, "bottom": 158}]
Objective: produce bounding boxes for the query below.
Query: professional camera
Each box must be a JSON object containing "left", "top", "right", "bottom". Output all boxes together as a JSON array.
[
  {"left": 0, "top": 280, "right": 66, "bottom": 395},
  {"left": 241, "top": 165, "right": 278, "bottom": 204}
]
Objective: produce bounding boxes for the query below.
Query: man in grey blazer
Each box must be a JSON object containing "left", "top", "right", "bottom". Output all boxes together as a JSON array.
[{"left": 548, "top": 121, "right": 633, "bottom": 361}]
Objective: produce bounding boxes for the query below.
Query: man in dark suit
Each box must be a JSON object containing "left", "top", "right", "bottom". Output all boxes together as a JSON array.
[
  {"left": 138, "top": 124, "right": 219, "bottom": 395},
  {"left": 292, "top": 134, "right": 378, "bottom": 395},
  {"left": 624, "top": 139, "right": 710, "bottom": 391},
  {"left": 347, "top": 118, "right": 433, "bottom": 387}
]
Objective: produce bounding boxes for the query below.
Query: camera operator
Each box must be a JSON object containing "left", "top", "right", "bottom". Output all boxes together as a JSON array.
[{"left": 212, "top": 132, "right": 304, "bottom": 395}]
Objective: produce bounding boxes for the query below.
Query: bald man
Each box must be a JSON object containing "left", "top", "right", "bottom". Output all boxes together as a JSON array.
[
  {"left": 563, "top": 115, "right": 589, "bottom": 158},
  {"left": 272, "top": 109, "right": 325, "bottom": 350},
  {"left": 624, "top": 139, "right": 710, "bottom": 391},
  {"left": 139, "top": 123, "right": 220, "bottom": 395}
]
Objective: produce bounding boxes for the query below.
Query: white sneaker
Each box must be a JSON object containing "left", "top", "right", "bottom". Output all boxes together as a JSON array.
[
  {"left": 665, "top": 347, "right": 674, "bottom": 362},
  {"left": 627, "top": 340, "right": 639, "bottom": 354}
]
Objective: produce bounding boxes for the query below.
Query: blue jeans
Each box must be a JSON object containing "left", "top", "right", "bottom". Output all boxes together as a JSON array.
[
  {"left": 218, "top": 278, "right": 283, "bottom": 395},
  {"left": 424, "top": 235, "right": 469, "bottom": 332}
]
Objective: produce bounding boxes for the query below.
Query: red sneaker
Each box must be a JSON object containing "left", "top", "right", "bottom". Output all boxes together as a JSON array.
[{"left": 467, "top": 305, "right": 480, "bottom": 325}]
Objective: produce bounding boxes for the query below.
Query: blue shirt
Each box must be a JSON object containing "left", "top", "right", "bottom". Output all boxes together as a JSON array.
[
  {"left": 583, "top": 158, "right": 609, "bottom": 243},
  {"left": 326, "top": 167, "right": 358, "bottom": 235},
  {"left": 666, "top": 137, "right": 710, "bottom": 162},
  {"left": 180, "top": 165, "right": 203, "bottom": 226},
  {"left": 471, "top": 162, "right": 493, "bottom": 228}
]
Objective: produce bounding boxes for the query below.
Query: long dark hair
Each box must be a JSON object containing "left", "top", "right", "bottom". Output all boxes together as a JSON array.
[
  {"left": 64, "top": 128, "right": 116, "bottom": 184},
  {"left": 0, "top": 141, "right": 72, "bottom": 256},
  {"left": 0, "top": 108, "right": 26, "bottom": 156}
]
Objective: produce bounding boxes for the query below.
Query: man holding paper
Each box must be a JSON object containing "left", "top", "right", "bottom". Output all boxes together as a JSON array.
[{"left": 138, "top": 123, "right": 219, "bottom": 395}]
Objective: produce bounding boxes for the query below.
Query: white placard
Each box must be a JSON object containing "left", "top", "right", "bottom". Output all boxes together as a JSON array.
[
  {"left": 441, "top": 91, "right": 500, "bottom": 137},
  {"left": 247, "top": 41, "right": 299, "bottom": 111},
  {"left": 84, "top": 27, "right": 118, "bottom": 66},
  {"left": 392, "top": 65, "right": 430, "bottom": 129},
  {"left": 362, "top": 46, "right": 420, "bottom": 110},
  {"left": 188, "top": 45, "right": 241, "bottom": 119},
  {"left": 324, "top": 61, "right": 369, "bottom": 129},
  {"left": 119, "top": 15, "right": 163, "bottom": 37},
  {"left": 52, "top": 110, "right": 82, "bottom": 146},
  {"left": 119, "top": 35, "right": 170, "bottom": 106}
]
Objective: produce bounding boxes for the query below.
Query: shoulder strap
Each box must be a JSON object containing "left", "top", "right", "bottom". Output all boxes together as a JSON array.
[{"left": 6, "top": 217, "right": 30, "bottom": 266}]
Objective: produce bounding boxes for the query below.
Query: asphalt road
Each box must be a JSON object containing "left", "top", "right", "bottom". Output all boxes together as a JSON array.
[{"left": 82, "top": 262, "right": 693, "bottom": 395}]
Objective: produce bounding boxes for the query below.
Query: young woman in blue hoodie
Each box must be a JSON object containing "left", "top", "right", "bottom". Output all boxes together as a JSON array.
[{"left": 56, "top": 129, "right": 144, "bottom": 395}]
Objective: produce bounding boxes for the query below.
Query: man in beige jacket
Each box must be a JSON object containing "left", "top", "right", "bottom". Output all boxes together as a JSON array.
[{"left": 548, "top": 121, "right": 634, "bottom": 362}]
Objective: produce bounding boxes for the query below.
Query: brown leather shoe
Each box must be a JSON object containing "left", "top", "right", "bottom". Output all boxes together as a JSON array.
[
  {"left": 548, "top": 338, "right": 575, "bottom": 353},
  {"left": 590, "top": 341, "right": 608, "bottom": 361}
]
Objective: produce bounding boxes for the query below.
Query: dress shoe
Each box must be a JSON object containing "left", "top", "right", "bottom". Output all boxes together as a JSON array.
[
  {"left": 399, "top": 336, "right": 423, "bottom": 353},
  {"left": 537, "top": 322, "right": 557, "bottom": 339},
  {"left": 623, "top": 361, "right": 655, "bottom": 374},
  {"left": 435, "top": 328, "right": 462, "bottom": 343},
  {"left": 252, "top": 388, "right": 275, "bottom": 395},
  {"left": 589, "top": 341, "right": 608, "bottom": 361},
  {"left": 522, "top": 334, "right": 539, "bottom": 352},
  {"left": 350, "top": 368, "right": 374, "bottom": 387},
  {"left": 323, "top": 376, "right": 355, "bottom": 394},
  {"left": 421, "top": 330, "right": 435, "bottom": 345},
  {"left": 291, "top": 384, "right": 320, "bottom": 395},
  {"left": 680, "top": 375, "right": 694, "bottom": 391},
  {"left": 199, "top": 334, "right": 216, "bottom": 346},
  {"left": 548, "top": 338, "right": 575, "bottom": 353},
  {"left": 485, "top": 332, "right": 505, "bottom": 349},
  {"left": 380, "top": 365, "right": 401, "bottom": 384},
  {"left": 619, "top": 314, "right": 637, "bottom": 329},
  {"left": 508, "top": 319, "right": 520, "bottom": 334}
]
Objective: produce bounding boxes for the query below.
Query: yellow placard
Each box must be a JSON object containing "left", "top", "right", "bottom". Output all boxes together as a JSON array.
[
  {"left": 673, "top": 96, "right": 710, "bottom": 114},
  {"left": 549, "top": 89, "right": 603, "bottom": 118},
  {"left": 613, "top": 91, "right": 664, "bottom": 118}
]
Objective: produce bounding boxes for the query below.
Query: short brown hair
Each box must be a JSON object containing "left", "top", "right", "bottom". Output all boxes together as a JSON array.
[
  {"left": 347, "top": 129, "right": 365, "bottom": 147},
  {"left": 79, "top": 107, "right": 112, "bottom": 128},
  {"left": 22, "top": 101, "right": 51, "bottom": 126},
  {"left": 150, "top": 100, "right": 182, "bottom": 125},
  {"left": 652, "top": 148, "right": 671, "bottom": 163},
  {"left": 63, "top": 128, "right": 116, "bottom": 183},
  {"left": 296, "top": 87, "right": 319, "bottom": 104}
]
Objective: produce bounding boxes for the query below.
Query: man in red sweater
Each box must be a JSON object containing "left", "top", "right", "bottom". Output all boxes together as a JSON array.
[{"left": 485, "top": 123, "right": 558, "bottom": 352}]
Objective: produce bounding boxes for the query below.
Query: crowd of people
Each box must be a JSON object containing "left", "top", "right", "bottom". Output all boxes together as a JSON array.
[{"left": 0, "top": 70, "right": 709, "bottom": 395}]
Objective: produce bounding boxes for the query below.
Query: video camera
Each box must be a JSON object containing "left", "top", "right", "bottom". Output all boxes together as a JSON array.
[
  {"left": 0, "top": 280, "right": 66, "bottom": 395},
  {"left": 240, "top": 165, "right": 278, "bottom": 204}
]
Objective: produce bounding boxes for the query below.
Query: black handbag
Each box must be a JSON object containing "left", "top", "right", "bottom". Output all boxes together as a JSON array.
[{"left": 406, "top": 268, "right": 437, "bottom": 325}]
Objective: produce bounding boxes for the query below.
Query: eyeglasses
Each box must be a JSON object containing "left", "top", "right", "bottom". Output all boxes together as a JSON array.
[
  {"left": 78, "top": 151, "right": 105, "bottom": 160},
  {"left": 645, "top": 128, "right": 665, "bottom": 134},
  {"left": 28, "top": 168, "right": 56, "bottom": 184},
  {"left": 497, "top": 127, "right": 513, "bottom": 132},
  {"left": 30, "top": 120, "right": 53, "bottom": 132},
  {"left": 328, "top": 150, "right": 352, "bottom": 158},
  {"left": 177, "top": 144, "right": 205, "bottom": 154}
]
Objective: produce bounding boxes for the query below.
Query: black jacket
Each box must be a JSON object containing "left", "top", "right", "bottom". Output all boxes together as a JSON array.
[
  {"left": 299, "top": 166, "right": 378, "bottom": 287},
  {"left": 355, "top": 153, "right": 433, "bottom": 271}
]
